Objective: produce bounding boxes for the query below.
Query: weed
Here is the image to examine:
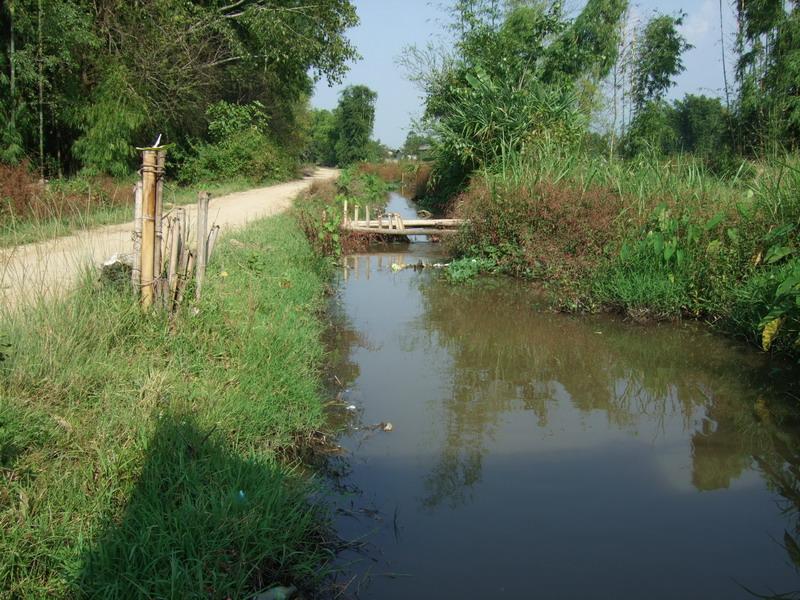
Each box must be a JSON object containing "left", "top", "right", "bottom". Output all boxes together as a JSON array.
[{"left": 0, "top": 215, "right": 334, "bottom": 597}]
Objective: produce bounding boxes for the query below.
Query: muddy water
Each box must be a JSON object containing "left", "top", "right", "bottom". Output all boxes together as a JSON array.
[{"left": 329, "top": 193, "right": 800, "bottom": 599}]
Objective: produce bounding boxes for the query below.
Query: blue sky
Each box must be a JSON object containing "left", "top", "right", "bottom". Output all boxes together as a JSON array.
[{"left": 311, "top": 0, "right": 738, "bottom": 148}]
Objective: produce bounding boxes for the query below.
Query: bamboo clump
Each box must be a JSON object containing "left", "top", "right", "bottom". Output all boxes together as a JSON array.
[{"left": 132, "top": 147, "right": 220, "bottom": 315}]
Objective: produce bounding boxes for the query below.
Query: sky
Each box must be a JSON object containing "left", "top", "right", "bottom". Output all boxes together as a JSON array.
[{"left": 311, "top": 0, "right": 739, "bottom": 149}]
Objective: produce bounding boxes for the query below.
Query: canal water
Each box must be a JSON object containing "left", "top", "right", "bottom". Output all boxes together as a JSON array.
[{"left": 329, "top": 192, "right": 800, "bottom": 599}]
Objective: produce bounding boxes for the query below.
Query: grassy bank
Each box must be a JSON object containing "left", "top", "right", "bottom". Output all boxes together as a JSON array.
[
  {"left": 444, "top": 147, "right": 800, "bottom": 358},
  {"left": 0, "top": 214, "right": 335, "bottom": 598}
]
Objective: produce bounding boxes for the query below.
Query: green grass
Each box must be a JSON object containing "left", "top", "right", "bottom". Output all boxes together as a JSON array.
[
  {"left": 0, "top": 178, "right": 257, "bottom": 249},
  {"left": 446, "top": 144, "right": 800, "bottom": 357},
  {"left": 0, "top": 214, "right": 335, "bottom": 598}
]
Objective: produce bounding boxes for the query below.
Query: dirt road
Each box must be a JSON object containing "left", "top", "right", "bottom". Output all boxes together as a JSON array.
[{"left": 0, "top": 168, "right": 337, "bottom": 311}]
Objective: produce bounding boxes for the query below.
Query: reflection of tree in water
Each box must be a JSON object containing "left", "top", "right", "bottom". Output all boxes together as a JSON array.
[
  {"left": 758, "top": 435, "right": 800, "bottom": 579},
  {"left": 413, "top": 276, "right": 800, "bottom": 509}
]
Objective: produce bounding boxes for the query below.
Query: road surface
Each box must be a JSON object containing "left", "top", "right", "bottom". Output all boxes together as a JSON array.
[{"left": 0, "top": 168, "right": 338, "bottom": 311}]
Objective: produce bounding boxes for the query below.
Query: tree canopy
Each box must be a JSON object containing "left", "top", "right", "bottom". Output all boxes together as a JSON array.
[{"left": 0, "top": 0, "right": 359, "bottom": 176}]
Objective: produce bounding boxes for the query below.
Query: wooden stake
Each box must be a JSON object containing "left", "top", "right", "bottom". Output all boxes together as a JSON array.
[
  {"left": 195, "top": 191, "right": 210, "bottom": 301},
  {"left": 160, "top": 216, "right": 173, "bottom": 307},
  {"left": 366, "top": 205, "right": 370, "bottom": 226},
  {"left": 140, "top": 150, "right": 157, "bottom": 309},
  {"left": 132, "top": 182, "right": 143, "bottom": 297},
  {"left": 167, "top": 215, "right": 180, "bottom": 309},
  {"left": 153, "top": 150, "right": 166, "bottom": 296},
  {"left": 206, "top": 225, "right": 220, "bottom": 262},
  {"left": 343, "top": 198, "right": 348, "bottom": 225}
]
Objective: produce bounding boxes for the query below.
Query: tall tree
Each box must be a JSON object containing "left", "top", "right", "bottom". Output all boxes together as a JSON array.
[
  {"left": 631, "top": 13, "right": 692, "bottom": 112},
  {"left": 331, "top": 85, "right": 377, "bottom": 166},
  {"left": 0, "top": 0, "right": 359, "bottom": 176}
]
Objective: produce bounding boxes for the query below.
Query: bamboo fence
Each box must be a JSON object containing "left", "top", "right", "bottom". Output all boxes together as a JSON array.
[{"left": 132, "top": 147, "right": 221, "bottom": 314}]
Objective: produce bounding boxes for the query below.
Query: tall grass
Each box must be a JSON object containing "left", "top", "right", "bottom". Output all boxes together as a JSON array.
[
  {"left": 449, "top": 143, "right": 800, "bottom": 356},
  {"left": 0, "top": 214, "right": 335, "bottom": 598},
  {"left": 0, "top": 161, "right": 259, "bottom": 248}
]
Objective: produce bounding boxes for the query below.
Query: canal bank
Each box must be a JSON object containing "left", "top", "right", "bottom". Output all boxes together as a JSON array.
[{"left": 325, "top": 192, "right": 800, "bottom": 599}]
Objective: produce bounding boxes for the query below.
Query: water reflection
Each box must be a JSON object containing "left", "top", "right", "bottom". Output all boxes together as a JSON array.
[
  {"left": 414, "top": 277, "right": 798, "bottom": 502},
  {"left": 333, "top": 234, "right": 800, "bottom": 598}
]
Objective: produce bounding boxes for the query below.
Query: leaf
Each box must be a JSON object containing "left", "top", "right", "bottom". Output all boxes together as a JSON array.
[
  {"left": 676, "top": 248, "right": 685, "bottom": 266},
  {"left": 765, "top": 245, "right": 794, "bottom": 264},
  {"left": 726, "top": 228, "right": 740, "bottom": 244},
  {"left": 762, "top": 317, "right": 784, "bottom": 352},
  {"left": 664, "top": 239, "right": 677, "bottom": 262},
  {"left": 704, "top": 213, "right": 725, "bottom": 231},
  {"left": 465, "top": 73, "right": 481, "bottom": 89},
  {"left": 651, "top": 232, "right": 664, "bottom": 255},
  {"left": 736, "top": 201, "right": 753, "bottom": 221}
]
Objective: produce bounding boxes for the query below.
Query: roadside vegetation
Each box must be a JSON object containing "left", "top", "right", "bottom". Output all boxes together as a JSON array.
[
  {"left": 295, "top": 167, "right": 392, "bottom": 257},
  {"left": 400, "top": 0, "right": 800, "bottom": 360},
  {"left": 0, "top": 0, "right": 382, "bottom": 247},
  {"left": 0, "top": 214, "right": 337, "bottom": 597}
]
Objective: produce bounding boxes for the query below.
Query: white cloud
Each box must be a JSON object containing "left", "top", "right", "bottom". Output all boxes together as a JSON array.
[{"left": 680, "top": 0, "right": 717, "bottom": 48}]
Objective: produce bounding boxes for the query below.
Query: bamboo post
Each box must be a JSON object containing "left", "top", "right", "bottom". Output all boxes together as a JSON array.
[
  {"left": 132, "top": 182, "right": 143, "bottom": 296},
  {"left": 353, "top": 204, "right": 358, "bottom": 223},
  {"left": 195, "top": 191, "right": 210, "bottom": 301},
  {"left": 167, "top": 215, "right": 180, "bottom": 309},
  {"left": 207, "top": 225, "right": 220, "bottom": 262},
  {"left": 175, "top": 252, "right": 195, "bottom": 309},
  {"left": 153, "top": 149, "right": 166, "bottom": 298},
  {"left": 161, "top": 217, "right": 174, "bottom": 308},
  {"left": 140, "top": 150, "right": 157, "bottom": 309},
  {"left": 343, "top": 198, "right": 348, "bottom": 226},
  {"left": 366, "top": 205, "right": 370, "bottom": 226}
]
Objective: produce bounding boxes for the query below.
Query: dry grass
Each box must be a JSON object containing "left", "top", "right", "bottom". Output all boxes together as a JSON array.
[{"left": 452, "top": 179, "right": 624, "bottom": 283}]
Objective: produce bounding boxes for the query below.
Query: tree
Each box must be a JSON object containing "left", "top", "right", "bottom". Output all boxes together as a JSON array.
[
  {"left": 331, "top": 85, "right": 377, "bottom": 166},
  {"left": 632, "top": 13, "right": 692, "bottom": 112},
  {"left": 0, "top": 0, "right": 359, "bottom": 176},
  {"left": 673, "top": 94, "right": 731, "bottom": 157},
  {"left": 306, "top": 109, "right": 338, "bottom": 166}
]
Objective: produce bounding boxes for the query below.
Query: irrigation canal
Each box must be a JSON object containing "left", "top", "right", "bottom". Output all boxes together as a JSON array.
[{"left": 327, "top": 191, "right": 800, "bottom": 599}]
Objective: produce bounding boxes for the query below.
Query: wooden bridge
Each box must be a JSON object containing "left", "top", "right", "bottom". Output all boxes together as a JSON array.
[{"left": 341, "top": 200, "right": 464, "bottom": 237}]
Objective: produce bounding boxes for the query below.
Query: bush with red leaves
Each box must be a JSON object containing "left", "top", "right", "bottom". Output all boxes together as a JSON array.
[{"left": 450, "top": 178, "right": 625, "bottom": 283}]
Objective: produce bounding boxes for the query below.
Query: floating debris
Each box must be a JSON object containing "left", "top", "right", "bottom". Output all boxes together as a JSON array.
[{"left": 254, "top": 585, "right": 297, "bottom": 600}]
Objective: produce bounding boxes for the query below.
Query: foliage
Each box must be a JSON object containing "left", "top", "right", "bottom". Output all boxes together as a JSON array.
[
  {"left": 631, "top": 13, "right": 691, "bottom": 111},
  {"left": 0, "top": 214, "right": 335, "bottom": 597},
  {"left": 404, "top": 0, "right": 629, "bottom": 206},
  {"left": 178, "top": 101, "right": 294, "bottom": 184},
  {"left": 306, "top": 109, "right": 338, "bottom": 166},
  {"left": 445, "top": 256, "right": 496, "bottom": 283},
  {"left": 0, "top": 0, "right": 359, "bottom": 177},
  {"left": 331, "top": 85, "right": 378, "bottom": 166}
]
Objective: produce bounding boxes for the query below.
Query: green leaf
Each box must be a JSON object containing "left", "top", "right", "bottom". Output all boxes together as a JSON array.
[
  {"left": 704, "top": 213, "right": 725, "bottom": 231},
  {"left": 765, "top": 245, "right": 794, "bottom": 264},
  {"left": 727, "top": 228, "right": 740, "bottom": 244},
  {"left": 736, "top": 201, "right": 753, "bottom": 221}
]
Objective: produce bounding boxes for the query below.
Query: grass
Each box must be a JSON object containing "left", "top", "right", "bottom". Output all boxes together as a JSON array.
[
  {"left": 445, "top": 144, "right": 800, "bottom": 357},
  {"left": 0, "top": 214, "right": 336, "bottom": 598},
  {"left": 0, "top": 177, "right": 256, "bottom": 249}
]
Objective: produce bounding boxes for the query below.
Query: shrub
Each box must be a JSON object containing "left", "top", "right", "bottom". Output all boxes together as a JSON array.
[
  {"left": 178, "top": 101, "right": 296, "bottom": 185},
  {"left": 451, "top": 177, "right": 623, "bottom": 291}
]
